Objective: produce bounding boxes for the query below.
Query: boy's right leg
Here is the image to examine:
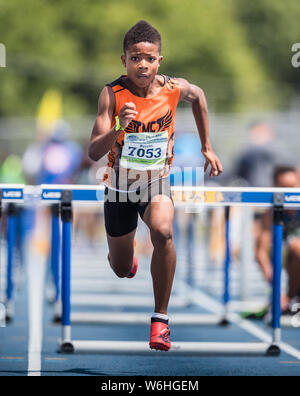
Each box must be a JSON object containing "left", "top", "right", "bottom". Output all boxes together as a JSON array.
[
  {"left": 106, "top": 229, "right": 137, "bottom": 278},
  {"left": 104, "top": 187, "right": 139, "bottom": 278}
]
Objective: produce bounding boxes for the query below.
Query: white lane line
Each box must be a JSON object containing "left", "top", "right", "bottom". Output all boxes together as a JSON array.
[
  {"left": 27, "top": 254, "right": 46, "bottom": 376},
  {"left": 185, "top": 284, "right": 300, "bottom": 360}
]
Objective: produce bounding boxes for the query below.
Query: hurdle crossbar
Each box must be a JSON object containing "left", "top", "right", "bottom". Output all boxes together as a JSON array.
[
  {"left": 0, "top": 184, "right": 24, "bottom": 203},
  {"left": 40, "top": 184, "right": 300, "bottom": 207},
  {"left": 66, "top": 341, "right": 273, "bottom": 356},
  {"left": 70, "top": 293, "right": 189, "bottom": 308},
  {"left": 70, "top": 312, "right": 222, "bottom": 325},
  {"left": 2, "top": 183, "right": 300, "bottom": 207}
]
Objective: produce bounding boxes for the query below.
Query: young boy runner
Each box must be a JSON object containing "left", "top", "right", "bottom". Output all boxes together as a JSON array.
[{"left": 88, "top": 20, "right": 223, "bottom": 351}]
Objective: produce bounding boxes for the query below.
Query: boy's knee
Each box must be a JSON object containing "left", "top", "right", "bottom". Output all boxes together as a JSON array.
[{"left": 151, "top": 226, "right": 173, "bottom": 245}]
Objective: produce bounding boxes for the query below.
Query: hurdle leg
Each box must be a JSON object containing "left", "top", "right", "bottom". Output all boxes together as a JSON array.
[
  {"left": 220, "top": 206, "right": 230, "bottom": 326},
  {"left": 6, "top": 203, "right": 17, "bottom": 322},
  {"left": 267, "top": 193, "right": 284, "bottom": 356},
  {"left": 59, "top": 191, "right": 74, "bottom": 353},
  {"left": 51, "top": 204, "right": 61, "bottom": 322}
]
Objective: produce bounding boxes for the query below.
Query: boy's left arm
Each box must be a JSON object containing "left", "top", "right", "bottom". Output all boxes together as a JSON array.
[{"left": 177, "top": 78, "right": 223, "bottom": 177}]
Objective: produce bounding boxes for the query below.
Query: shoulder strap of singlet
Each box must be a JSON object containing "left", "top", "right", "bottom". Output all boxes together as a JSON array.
[
  {"left": 162, "top": 75, "right": 172, "bottom": 84},
  {"left": 106, "top": 77, "right": 126, "bottom": 94},
  {"left": 163, "top": 74, "right": 180, "bottom": 88},
  {"left": 106, "top": 75, "right": 178, "bottom": 95}
]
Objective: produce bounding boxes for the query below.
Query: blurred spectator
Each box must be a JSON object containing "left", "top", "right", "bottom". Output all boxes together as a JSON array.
[
  {"left": 0, "top": 155, "right": 28, "bottom": 272},
  {"left": 233, "top": 121, "right": 287, "bottom": 187},
  {"left": 22, "top": 120, "right": 83, "bottom": 185},
  {"left": 22, "top": 120, "right": 83, "bottom": 264}
]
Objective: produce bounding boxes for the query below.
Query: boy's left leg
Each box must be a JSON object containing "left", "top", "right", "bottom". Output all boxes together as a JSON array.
[
  {"left": 141, "top": 194, "right": 176, "bottom": 351},
  {"left": 142, "top": 194, "right": 176, "bottom": 315}
]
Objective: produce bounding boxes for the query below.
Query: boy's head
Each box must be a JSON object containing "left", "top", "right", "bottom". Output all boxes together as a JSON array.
[
  {"left": 123, "top": 20, "right": 161, "bottom": 54},
  {"left": 121, "top": 21, "right": 163, "bottom": 87},
  {"left": 273, "top": 166, "right": 300, "bottom": 188}
]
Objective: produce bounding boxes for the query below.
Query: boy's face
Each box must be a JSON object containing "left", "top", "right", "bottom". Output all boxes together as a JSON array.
[{"left": 121, "top": 41, "right": 163, "bottom": 87}]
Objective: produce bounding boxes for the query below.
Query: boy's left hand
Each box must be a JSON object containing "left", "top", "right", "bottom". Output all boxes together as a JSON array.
[{"left": 202, "top": 148, "right": 223, "bottom": 177}]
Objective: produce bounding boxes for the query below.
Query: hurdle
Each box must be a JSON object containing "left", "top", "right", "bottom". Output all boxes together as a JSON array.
[
  {"left": 41, "top": 185, "right": 300, "bottom": 356},
  {"left": 0, "top": 185, "right": 25, "bottom": 321}
]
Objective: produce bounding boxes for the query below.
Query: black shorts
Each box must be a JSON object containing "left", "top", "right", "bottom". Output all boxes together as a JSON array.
[{"left": 104, "top": 177, "right": 172, "bottom": 237}]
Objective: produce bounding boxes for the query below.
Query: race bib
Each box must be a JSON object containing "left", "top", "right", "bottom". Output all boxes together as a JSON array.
[{"left": 120, "top": 131, "right": 168, "bottom": 171}]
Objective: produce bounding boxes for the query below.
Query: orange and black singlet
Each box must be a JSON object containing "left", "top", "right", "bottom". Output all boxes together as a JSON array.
[{"left": 102, "top": 75, "right": 181, "bottom": 191}]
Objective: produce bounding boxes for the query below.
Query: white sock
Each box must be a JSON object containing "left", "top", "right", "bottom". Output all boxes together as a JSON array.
[{"left": 151, "top": 312, "right": 169, "bottom": 321}]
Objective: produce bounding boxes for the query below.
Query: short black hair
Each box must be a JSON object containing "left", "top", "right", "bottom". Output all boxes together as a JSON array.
[
  {"left": 123, "top": 20, "right": 161, "bottom": 53},
  {"left": 273, "top": 165, "right": 297, "bottom": 183}
]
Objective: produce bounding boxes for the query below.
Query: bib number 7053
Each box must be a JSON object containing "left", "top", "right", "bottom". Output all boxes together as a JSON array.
[{"left": 128, "top": 146, "right": 162, "bottom": 159}]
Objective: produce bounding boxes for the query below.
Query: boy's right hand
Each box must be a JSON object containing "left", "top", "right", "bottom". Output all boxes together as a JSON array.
[{"left": 119, "top": 102, "right": 138, "bottom": 129}]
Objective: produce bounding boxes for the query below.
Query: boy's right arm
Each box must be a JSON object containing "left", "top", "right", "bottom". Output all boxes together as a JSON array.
[{"left": 88, "top": 87, "right": 137, "bottom": 161}]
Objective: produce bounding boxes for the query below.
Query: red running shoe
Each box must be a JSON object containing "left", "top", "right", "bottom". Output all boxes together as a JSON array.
[{"left": 149, "top": 320, "right": 171, "bottom": 351}]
